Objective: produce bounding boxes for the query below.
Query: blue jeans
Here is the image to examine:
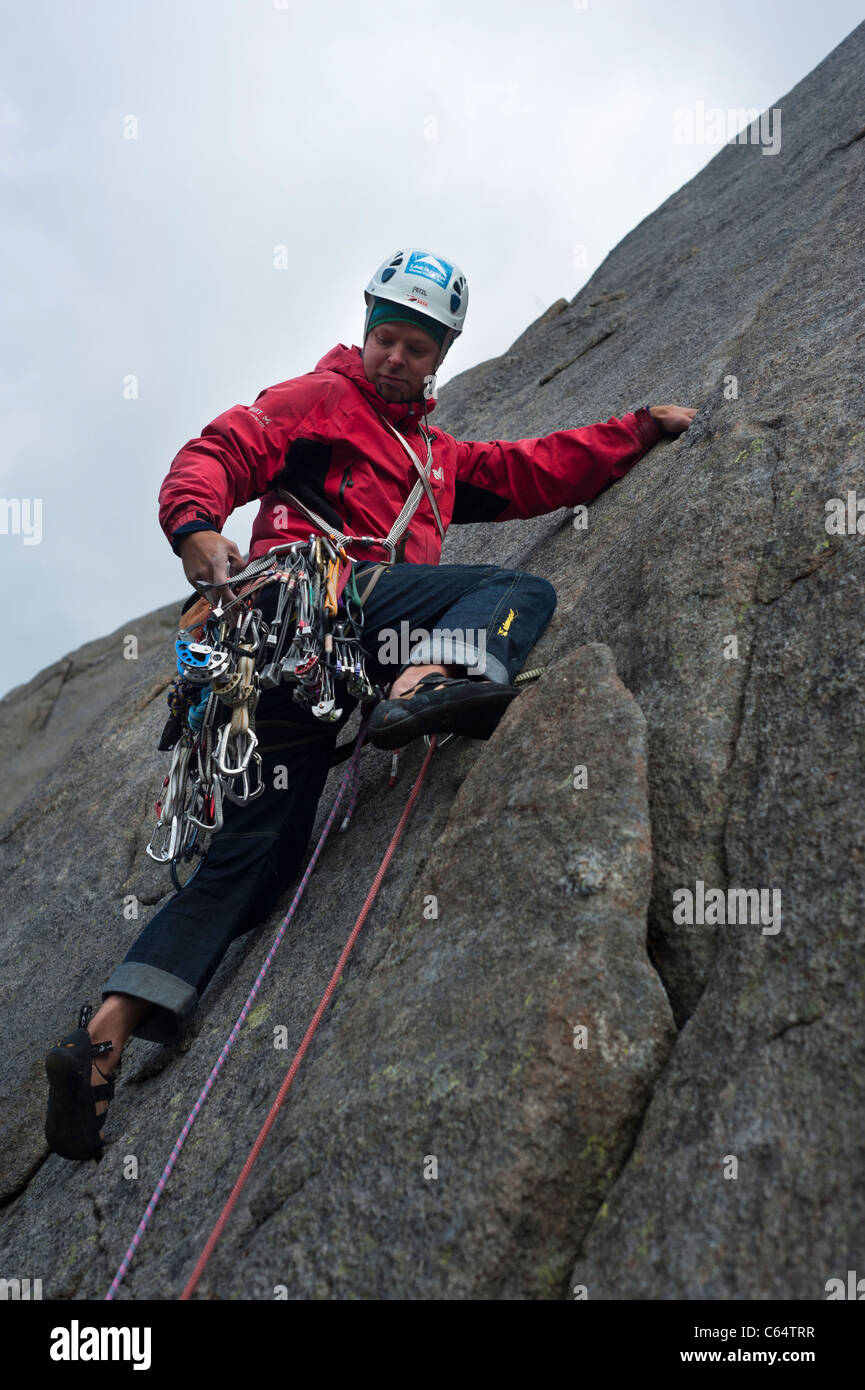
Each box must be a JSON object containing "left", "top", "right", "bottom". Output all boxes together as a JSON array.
[{"left": 103, "top": 562, "right": 556, "bottom": 1043}]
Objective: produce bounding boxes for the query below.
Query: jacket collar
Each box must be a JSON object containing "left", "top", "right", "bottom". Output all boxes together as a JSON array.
[{"left": 314, "top": 343, "right": 438, "bottom": 427}]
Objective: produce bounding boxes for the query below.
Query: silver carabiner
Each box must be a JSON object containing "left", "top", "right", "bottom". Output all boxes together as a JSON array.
[
  {"left": 147, "top": 816, "right": 181, "bottom": 863},
  {"left": 214, "top": 722, "right": 258, "bottom": 776},
  {"left": 186, "top": 776, "right": 224, "bottom": 833},
  {"left": 221, "top": 753, "right": 265, "bottom": 806}
]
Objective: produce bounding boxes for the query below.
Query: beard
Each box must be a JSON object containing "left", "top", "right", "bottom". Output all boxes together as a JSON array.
[{"left": 376, "top": 377, "right": 416, "bottom": 402}]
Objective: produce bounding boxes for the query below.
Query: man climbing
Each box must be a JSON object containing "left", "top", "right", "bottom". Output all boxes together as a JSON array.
[{"left": 44, "top": 246, "right": 696, "bottom": 1160}]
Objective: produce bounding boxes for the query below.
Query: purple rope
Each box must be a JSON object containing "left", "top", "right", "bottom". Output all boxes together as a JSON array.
[
  {"left": 105, "top": 716, "right": 369, "bottom": 1300},
  {"left": 339, "top": 726, "right": 366, "bottom": 832}
]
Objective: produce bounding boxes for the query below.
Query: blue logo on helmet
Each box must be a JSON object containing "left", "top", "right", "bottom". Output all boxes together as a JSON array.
[{"left": 404, "top": 252, "right": 453, "bottom": 288}]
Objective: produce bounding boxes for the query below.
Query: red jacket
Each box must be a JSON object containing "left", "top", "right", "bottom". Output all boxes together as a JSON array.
[{"left": 159, "top": 343, "right": 662, "bottom": 566}]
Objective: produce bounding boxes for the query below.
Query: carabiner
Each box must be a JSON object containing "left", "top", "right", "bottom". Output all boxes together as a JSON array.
[
  {"left": 214, "top": 722, "right": 258, "bottom": 776},
  {"left": 146, "top": 816, "right": 181, "bottom": 864},
  {"left": 186, "top": 776, "right": 224, "bottom": 833}
]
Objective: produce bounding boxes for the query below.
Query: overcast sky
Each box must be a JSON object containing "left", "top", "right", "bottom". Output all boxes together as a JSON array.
[{"left": 1, "top": 0, "right": 861, "bottom": 698}]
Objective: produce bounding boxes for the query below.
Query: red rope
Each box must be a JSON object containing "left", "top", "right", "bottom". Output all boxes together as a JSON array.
[{"left": 180, "top": 735, "right": 438, "bottom": 1299}]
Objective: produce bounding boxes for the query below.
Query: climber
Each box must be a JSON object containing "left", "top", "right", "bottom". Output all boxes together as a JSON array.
[{"left": 44, "top": 246, "right": 697, "bottom": 1161}]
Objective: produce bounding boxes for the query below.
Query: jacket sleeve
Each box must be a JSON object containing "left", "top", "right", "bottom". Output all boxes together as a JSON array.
[
  {"left": 450, "top": 408, "right": 663, "bottom": 524},
  {"left": 158, "top": 378, "right": 322, "bottom": 550}
]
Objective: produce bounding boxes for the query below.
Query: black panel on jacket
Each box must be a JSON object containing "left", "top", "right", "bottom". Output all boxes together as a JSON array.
[
  {"left": 451, "top": 479, "right": 510, "bottom": 524},
  {"left": 272, "top": 439, "right": 345, "bottom": 530}
]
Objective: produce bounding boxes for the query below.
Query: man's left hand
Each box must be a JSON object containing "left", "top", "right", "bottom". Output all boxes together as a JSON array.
[{"left": 648, "top": 405, "right": 697, "bottom": 435}]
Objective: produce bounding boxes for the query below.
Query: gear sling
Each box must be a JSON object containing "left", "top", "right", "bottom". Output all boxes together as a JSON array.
[{"left": 148, "top": 417, "right": 446, "bottom": 884}]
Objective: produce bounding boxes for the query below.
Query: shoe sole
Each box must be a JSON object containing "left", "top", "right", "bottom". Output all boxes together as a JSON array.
[
  {"left": 45, "top": 1045, "right": 106, "bottom": 1161},
  {"left": 368, "top": 685, "right": 520, "bottom": 750}
]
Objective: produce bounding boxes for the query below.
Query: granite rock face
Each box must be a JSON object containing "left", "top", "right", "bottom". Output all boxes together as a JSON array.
[
  {"left": 0, "top": 603, "right": 179, "bottom": 819},
  {"left": 0, "top": 23, "right": 862, "bottom": 1300}
]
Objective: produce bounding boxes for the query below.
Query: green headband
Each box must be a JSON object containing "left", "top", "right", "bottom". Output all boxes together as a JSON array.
[{"left": 366, "top": 298, "right": 448, "bottom": 349}]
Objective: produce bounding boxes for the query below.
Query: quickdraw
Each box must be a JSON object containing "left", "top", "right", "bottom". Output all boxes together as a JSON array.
[{"left": 147, "top": 538, "right": 383, "bottom": 888}]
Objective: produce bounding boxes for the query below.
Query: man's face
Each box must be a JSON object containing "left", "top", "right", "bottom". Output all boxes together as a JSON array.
[{"left": 362, "top": 320, "right": 441, "bottom": 404}]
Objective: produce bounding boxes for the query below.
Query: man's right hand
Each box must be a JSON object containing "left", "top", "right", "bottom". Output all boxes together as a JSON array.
[
  {"left": 178, "top": 531, "right": 246, "bottom": 608},
  {"left": 648, "top": 405, "right": 697, "bottom": 435}
]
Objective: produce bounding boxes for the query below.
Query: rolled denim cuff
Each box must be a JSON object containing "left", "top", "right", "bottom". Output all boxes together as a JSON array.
[
  {"left": 102, "top": 961, "right": 198, "bottom": 1046},
  {"left": 400, "top": 631, "right": 510, "bottom": 685}
]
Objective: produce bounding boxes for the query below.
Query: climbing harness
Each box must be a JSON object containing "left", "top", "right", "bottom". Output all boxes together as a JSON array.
[
  {"left": 147, "top": 536, "right": 382, "bottom": 888},
  {"left": 147, "top": 443, "right": 511, "bottom": 887}
]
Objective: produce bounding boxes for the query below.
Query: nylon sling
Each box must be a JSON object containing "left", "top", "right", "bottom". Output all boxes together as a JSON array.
[{"left": 274, "top": 418, "right": 445, "bottom": 583}]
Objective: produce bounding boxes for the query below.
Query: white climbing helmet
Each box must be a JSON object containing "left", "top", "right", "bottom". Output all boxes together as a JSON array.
[{"left": 363, "top": 248, "right": 468, "bottom": 365}]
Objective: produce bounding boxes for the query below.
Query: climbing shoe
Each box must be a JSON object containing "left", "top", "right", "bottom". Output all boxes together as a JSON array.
[
  {"left": 367, "top": 673, "right": 521, "bottom": 750},
  {"left": 45, "top": 1004, "right": 120, "bottom": 1161}
]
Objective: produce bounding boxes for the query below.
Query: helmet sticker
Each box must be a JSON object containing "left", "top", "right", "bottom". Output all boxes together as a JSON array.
[{"left": 404, "top": 252, "right": 453, "bottom": 288}]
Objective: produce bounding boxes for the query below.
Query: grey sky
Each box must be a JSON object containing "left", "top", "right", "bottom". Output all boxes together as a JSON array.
[{"left": 1, "top": 0, "right": 861, "bottom": 697}]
